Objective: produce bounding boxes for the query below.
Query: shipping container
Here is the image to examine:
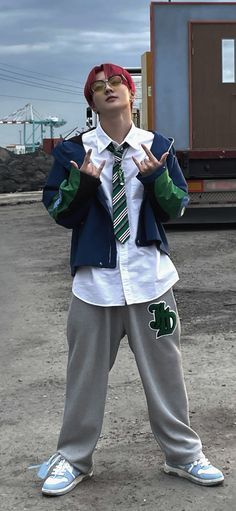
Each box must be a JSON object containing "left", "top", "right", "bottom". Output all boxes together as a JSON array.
[
  {"left": 43, "top": 138, "right": 62, "bottom": 155},
  {"left": 143, "top": 2, "right": 236, "bottom": 222}
]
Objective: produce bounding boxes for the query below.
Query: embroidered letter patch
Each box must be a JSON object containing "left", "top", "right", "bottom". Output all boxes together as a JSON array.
[{"left": 148, "top": 301, "right": 177, "bottom": 339}]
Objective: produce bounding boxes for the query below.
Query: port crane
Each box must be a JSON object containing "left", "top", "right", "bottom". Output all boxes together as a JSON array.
[{"left": 0, "top": 103, "right": 66, "bottom": 152}]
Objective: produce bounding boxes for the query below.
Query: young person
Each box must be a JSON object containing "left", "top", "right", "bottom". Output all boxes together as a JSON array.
[{"left": 39, "top": 63, "right": 224, "bottom": 496}]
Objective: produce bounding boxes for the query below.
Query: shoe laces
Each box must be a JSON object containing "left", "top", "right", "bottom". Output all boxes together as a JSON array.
[
  {"left": 51, "top": 458, "right": 73, "bottom": 477},
  {"left": 36, "top": 452, "right": 62, "bottom": 479},
  {"left": 193, "top": 456, "right": 210, "bottom": 467}
]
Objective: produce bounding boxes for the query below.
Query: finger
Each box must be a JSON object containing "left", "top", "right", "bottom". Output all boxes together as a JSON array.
[
  {"left": 144, "top": 158, "right": 152, "bottom": 167},
  {"left": 70, "top": 160, "right": 79, "bottom": 169},
  {"left": 97, "top": 160, "right": 106, "bottom": 176},
  {"left": 141, "top": 144, "right": 157, "bottom": 163},
  {"left": 159, "top": 151, "right": 169, "bottom": 165},
  {"left": 132, "top": 156, "right": 142, "bottom": 172},
  {"left": 83, "top": 148, "right": 92, "bottom": 164}
]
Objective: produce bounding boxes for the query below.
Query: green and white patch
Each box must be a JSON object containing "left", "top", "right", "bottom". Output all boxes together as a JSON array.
[{"left": 148, "top": 301, "right": 177, "bottom": 339}]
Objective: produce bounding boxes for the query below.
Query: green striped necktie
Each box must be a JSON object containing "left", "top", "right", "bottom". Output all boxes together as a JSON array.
[{"left": 107, "top": 142, "right": 130, "bottom": 244}]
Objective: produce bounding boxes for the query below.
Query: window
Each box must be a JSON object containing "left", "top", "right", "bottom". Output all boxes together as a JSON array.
[{"left": 222, "top": 39, "right": 235, "bottom": 83}]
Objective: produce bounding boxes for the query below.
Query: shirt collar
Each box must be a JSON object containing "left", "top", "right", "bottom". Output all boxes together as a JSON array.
[{"left": 95, "top": 121, "right": 141, "bottom": 153}]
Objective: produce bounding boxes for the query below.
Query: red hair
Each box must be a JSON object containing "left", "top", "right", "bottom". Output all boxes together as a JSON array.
[{"left": 84, "top": 63, "right": 136, "bottom": 107}]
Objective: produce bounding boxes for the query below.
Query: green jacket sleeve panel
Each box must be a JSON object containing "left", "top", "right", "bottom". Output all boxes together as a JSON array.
[
  {"left": 48, "top": 165, "right": 80, "bottom": 220},
  {"left": 137, "top": 151, "right": 189, "bottom": 222},
  {"left": 153, "top": 167, "right": 188, "bottom": 219},
  {"left": 43, "top": 138, "right": 101, "bottom": 228},
  {"left": 48, "top": 165, "right": 101, "bottom": 222}
]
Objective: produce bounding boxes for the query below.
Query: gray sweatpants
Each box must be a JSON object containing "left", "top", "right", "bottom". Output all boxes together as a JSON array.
[{"left": 57, "top": 289, "right": 202, "bottom": 473}]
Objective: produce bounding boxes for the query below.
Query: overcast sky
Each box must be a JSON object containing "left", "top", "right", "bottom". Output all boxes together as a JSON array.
[{"left": 0, "top": 0, "right": 234, "bottom": 147}]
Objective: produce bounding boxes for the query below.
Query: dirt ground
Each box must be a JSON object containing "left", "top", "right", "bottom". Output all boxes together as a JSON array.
[{"left": 0, "top": 200, "right": 235, "bottom": 511}]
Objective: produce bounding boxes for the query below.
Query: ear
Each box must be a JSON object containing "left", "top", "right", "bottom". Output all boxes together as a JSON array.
[
  {"left": 91, "top": 102, "right": 99, "bottom": 114},
  {"left": 130, "top": 91, "right": 135, "bottom": 102},
  {"left": 91, "top": 105, "right": 99, "bottom": 117}
]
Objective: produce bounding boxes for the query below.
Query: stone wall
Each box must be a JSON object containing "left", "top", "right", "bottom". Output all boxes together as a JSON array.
[{"left": 0, "top": 147, "right": 53, "bottom": 193}]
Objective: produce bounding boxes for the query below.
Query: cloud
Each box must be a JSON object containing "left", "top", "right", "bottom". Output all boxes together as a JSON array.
[
  {"left": 0, "top": 43, "right": 51, "bottom": 55},
  {"left": 1, "top": 0, "right": 234, "bottom": 147},
  {"left": 49, "top": 29, "right": 150, "bottom": 54}
]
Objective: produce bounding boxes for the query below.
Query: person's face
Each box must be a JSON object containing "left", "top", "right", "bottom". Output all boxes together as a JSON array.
[{"left": 91, "top": 70, "right": 133, "bottom": 115}]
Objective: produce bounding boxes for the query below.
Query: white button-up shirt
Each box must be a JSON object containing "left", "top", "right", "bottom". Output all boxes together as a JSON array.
[{"left": 72, "top": 123, "right": 178, "bottom": 306}]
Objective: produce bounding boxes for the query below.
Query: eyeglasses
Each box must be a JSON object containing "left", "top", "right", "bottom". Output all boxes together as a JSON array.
[{"left": 90, "top": 74, "right": 127, "bottom": 94}]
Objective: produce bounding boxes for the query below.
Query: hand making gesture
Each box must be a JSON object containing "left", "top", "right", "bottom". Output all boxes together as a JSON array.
[
  {"left": 70, "top": 148, "right": 106, "bottom": 179},
  {"left": 132, "top": 144, "right": 169, "bottom": 176}
]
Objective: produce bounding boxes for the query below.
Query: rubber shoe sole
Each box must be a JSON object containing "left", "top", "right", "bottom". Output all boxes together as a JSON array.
[
  {"left": 42, "top": 469, "right": 93, "bottom": 496},
  {"left": 164, "top": 463, "right": 224, "bottom": 486}
]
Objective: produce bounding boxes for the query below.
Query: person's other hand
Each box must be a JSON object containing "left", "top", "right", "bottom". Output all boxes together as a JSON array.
[
  {"left": 70, "top": 149, "right": 105, "bottom": 178},
  {"left": 132, "top": 144, "right": 168, "bottom": 176}
]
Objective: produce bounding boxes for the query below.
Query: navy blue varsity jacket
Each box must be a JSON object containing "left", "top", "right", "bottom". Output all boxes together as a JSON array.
[{"left": 42, "top": 130, "right": 189, "bottom": 276}]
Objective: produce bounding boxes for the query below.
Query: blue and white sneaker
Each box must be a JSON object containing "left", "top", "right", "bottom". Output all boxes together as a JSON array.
[
  {"left": 164, "top": 455, "right": 224, "bottom": 486},
  {"left": 39, "top": 455, "right": 93, "bottom": 496}
]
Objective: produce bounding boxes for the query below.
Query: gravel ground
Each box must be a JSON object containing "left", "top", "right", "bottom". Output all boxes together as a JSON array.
[{"left": 0, "top": 201, "right": 235, "bottom": 511}]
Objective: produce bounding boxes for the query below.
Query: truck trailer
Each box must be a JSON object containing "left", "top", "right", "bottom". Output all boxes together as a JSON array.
[{"left": 142, "top": 2, "right": 236, "bottom": 222}]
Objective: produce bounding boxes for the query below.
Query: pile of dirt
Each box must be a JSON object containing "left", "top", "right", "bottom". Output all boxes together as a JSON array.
[{"left": 0, "top": 146, "right": 53, "bottom": 193}]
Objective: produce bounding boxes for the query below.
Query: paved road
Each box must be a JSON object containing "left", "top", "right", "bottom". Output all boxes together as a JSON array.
[
  {"left": 0, "top": 201, "right": 235, "bottom": 511},
  {"left": 0, "top": 191, "right": 42, "bottom": 206}
]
